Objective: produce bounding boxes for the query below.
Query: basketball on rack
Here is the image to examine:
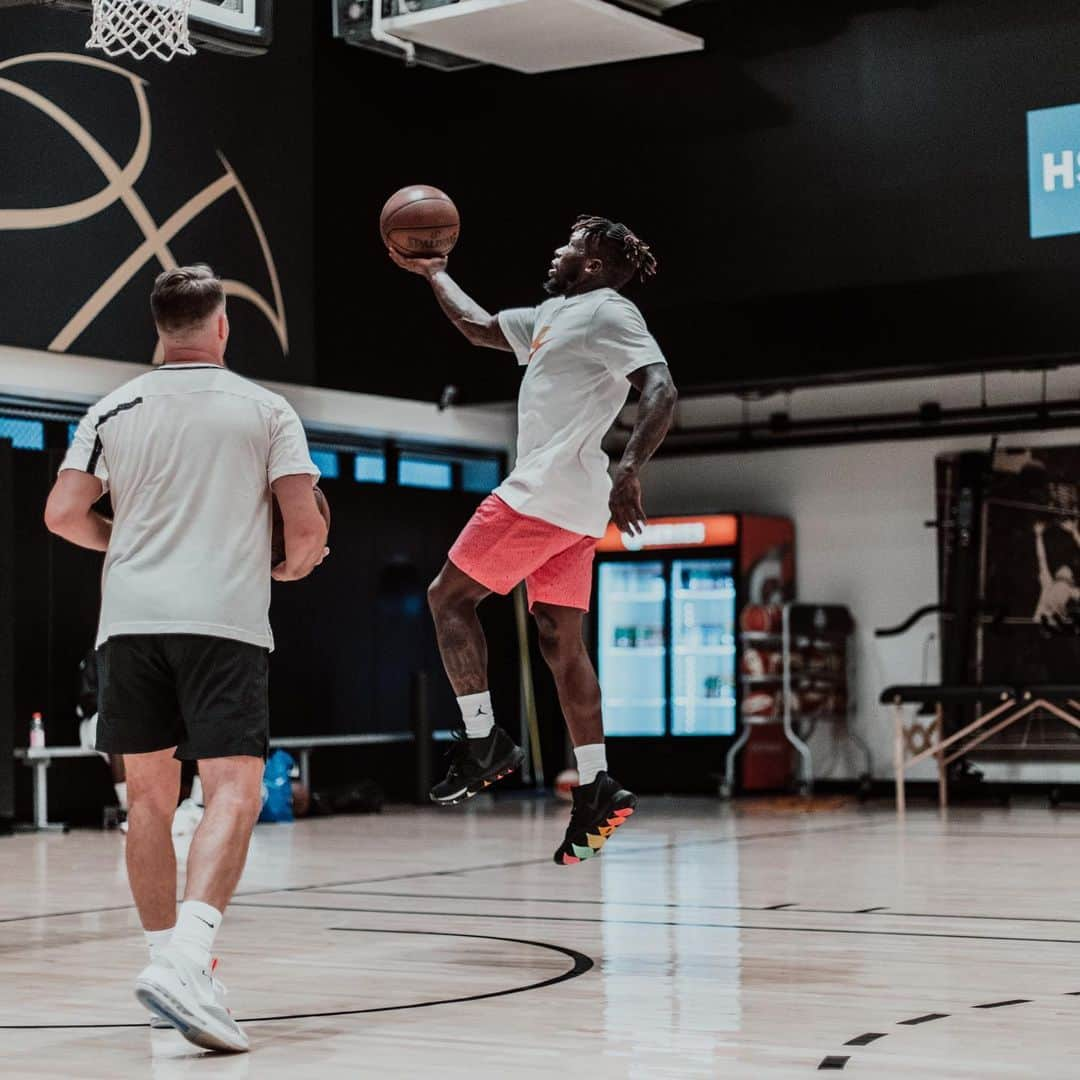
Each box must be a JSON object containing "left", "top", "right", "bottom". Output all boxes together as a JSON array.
[
  {"left": 740, "top": 604, "right": 782, "bottom": 634},
  {"left": 380, "top": 185, "right": 460, "bottom": 258}
]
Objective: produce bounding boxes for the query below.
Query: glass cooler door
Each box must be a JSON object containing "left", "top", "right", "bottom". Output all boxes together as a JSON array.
[
  {"left": 672, "top": 558, "right": 737, "bottom": 735},
  {"left": 597, "top": 560, "right": 667, "bottom": 736}
]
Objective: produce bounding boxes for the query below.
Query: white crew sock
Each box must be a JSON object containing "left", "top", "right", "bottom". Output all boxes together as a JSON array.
[
  {"left": 458, "top": 691, "right": 494, "bottom": 740},
  {"left": 574, "top": 743, "right": 607, "bottom": 787},
  {"left": 144, "top": 927, "right": 173, "bottom": 961},
  {"left": 114, "top": 781, "right": 128, "bottom": 811},
  {"left": 171, "top": 900, "right": 222, "bottom": 968}
]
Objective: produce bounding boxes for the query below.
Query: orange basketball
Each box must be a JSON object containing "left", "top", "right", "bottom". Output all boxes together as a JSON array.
[{"left": 380, "top": 184, "right": 460, "bottom": 257}]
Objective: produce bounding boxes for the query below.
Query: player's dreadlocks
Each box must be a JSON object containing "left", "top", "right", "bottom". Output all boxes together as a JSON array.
[{"left": 574, "top": 215, "right": 658, "bottom": 288}]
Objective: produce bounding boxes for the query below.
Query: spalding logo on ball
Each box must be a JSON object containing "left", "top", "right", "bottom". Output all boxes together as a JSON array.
[{"left": 380, "top": 185, "right": 460, "bottom": 258}]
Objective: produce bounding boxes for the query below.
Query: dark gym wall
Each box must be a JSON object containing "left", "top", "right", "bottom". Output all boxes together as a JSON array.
[
  {"left": 0, "top": 440, "right": 13, "bottom": 829},
  {"left": 312, "top": 0, "right": 1080, "bottom": 402},
  {"left": 7, "top": 2, "right": 1080, "bottom": 403}
]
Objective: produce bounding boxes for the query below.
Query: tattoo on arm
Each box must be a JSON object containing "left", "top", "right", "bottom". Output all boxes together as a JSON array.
[
  {"left": 619, "top": 363, "right": 678, "bottom": 475},
  {"left": 428, "top": 271, "right": 511, "bottom": 351}
]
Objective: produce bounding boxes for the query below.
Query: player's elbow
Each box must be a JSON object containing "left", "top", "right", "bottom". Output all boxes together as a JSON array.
[
  {"left": 44, "top": 493, "right": 78, "bottom": 537},
  {"left": 652, "top": 375, "right": 678, "bottom": 413},
  {"left": 458, "top": 316, "right": 500, "bottom": 349}
]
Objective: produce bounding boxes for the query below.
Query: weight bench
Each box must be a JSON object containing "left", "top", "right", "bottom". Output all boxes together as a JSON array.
[{"left": 883, "top": 684, "right": 1080, "bottom": 816}]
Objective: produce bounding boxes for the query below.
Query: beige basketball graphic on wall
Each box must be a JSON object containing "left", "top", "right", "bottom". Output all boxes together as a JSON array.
[{"left": 0, "top": 52, "right": 287, "bottom": 363}]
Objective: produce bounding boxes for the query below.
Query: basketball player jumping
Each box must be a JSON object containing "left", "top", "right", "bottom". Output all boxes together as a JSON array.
[
  {"left": 390, "top": 216, "right": 678, "bottom": 865},
  {"left": 44, "top": 265, "right": 328, "bottom": 1052}
]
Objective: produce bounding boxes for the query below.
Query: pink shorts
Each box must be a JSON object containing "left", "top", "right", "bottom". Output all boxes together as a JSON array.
[{"left": 449, "top": 495, "right": 597, "bottom": 612}]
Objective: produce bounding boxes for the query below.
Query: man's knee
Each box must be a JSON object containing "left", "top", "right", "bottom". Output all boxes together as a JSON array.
[
  {"left": 428, "top": 568, "right": 479, "bottom": 617},
  {"left": 534, "top": 607, "right": 583, "bottom": 665},
  {"left": 127, "top": 782, "right": 177, "bottom": 821},
  {"left": 206, "top": 782, "right": 262, "bottom": 825}
]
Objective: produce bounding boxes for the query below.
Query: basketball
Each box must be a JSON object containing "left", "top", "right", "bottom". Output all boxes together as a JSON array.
[
  {"left": 380, "top": 185, "right": 460, "bottom": 258},
  {"left": 554, "top": 768, "right": 580, "bottom": 801},
  {"left": 271, "top": 486, "right": 331, "bottom": 567},
  {"left": 740, "top": 604, "right": 782, "bottom": 634}
]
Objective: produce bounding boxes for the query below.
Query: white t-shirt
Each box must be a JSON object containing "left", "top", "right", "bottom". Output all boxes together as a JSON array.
[
  {"left": 60, "top": 363, "right": 319, "bottom": 651},
  {"left": 496, "top": 288, "right": 666, "bottom": 538}
]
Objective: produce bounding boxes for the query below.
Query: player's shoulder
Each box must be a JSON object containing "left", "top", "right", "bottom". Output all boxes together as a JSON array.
[
  {"left": 212, "top": 368, "right": 288, "bottom": 406},
  {"left": 86, "top": 372, "right": 153, "bottom": 421},
  {"left": 592, "top": 289, "right": 644, "bottom": 319},
  {"left": 588, "top": 289, "right": 647, "bottom": 332}
]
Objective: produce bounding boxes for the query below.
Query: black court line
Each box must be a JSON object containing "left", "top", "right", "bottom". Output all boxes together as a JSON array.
[
  {"left": 307, "top": 888, "right": 1080, "bottom": 930},
  {"left": 818, "top": 1057, "right": 850, "bottom": 1071},
  {"left": 230, "top": 900, "right": 1080, "bottom": 946},
  {"left": 973, "top": 999, "right": 1031, "bottom": 1009},
  {"left": 0, "top": 927, "right": 592, "bottom": 1030},
  {"left": 898, "top": 1013, "right": 950, "bottom": 1025},
  {"left": 0, "top": 818, "right": 889, "bottom": 929},
  {"left": 263, "top": 818, "right": 887, "bottom": 896},
  {"left": 844, "top": 1033, "right": 888, "bottom": 1046}
]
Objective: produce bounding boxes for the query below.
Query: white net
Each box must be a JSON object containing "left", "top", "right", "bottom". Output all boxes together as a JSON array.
[{"left": 86, "top": 0, "right": 196, "bottom": 62}]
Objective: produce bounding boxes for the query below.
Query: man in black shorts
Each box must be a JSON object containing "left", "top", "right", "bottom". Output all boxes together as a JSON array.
[{"left": 44, "top": 265, "right": 328, "bottom": 1053}]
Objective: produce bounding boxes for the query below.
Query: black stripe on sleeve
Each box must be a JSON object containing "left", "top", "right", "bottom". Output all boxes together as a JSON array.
[
  {"left": 84, "top": 396, "right": 143, "bottom": 476},
  {"left": 85, "top": 435, "right": 104, "bottom": 476}
]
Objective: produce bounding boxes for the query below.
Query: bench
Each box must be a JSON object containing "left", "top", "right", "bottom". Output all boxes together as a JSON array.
[
  {"left": 882, "top": 684, "right": 1080, "bottom": 816},
  {"left": 14, "top": 732, "right": 447, "bottom": 831}
]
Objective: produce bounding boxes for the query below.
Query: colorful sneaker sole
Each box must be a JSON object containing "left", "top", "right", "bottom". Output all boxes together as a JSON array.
[
  {"left": 429, "top": 747, "right": 526, "bottom": 807},
  {"left": 557, "top": 794, "right": 637, "bottom": 866}
]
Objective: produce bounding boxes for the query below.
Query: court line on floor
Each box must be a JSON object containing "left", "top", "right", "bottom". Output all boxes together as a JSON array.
[
  {"left": 0, "top": 927, "right": 593, "bottom": 1030},
  {"left": 230, "top": 900, "right": 1080, "bottom": 945},
  {"left": 294, "top": 888, "right": 1080, "bottom": 929},
  {"left": 0, "top": 818, "right": 886, "bottom": 927},
  {"left": 817, "top": 994, "right": 1069, "bottom": 1071},
  {"left": 266, "top": 818, "right": 891, "bottom": 895}
]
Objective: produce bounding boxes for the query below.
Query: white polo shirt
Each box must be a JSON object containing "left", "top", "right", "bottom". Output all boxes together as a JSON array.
[
  {"left": 496, "top": 288, "right": 666, "bottom": 538},
  {"left": 60, "top": 363, "right": 318, "bottom": 650}
]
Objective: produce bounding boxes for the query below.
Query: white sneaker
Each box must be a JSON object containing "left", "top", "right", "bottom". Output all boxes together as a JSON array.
[
  {"left": 135, "top": 948, "right": 249, "bottom": 1053},
  {"left": 171, "top": 798, "right": 204, "bottom": 837}
]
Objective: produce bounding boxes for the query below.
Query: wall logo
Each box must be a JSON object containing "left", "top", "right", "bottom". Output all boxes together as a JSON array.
[
  {"left": 0, "top": 52, "right": 287, "bottom": 361},
  {"left": 1027, "top": 102, "right": 1080, "bottom": 239}
]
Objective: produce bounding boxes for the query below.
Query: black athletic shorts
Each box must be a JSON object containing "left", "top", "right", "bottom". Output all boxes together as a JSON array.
[{"left": 96, "top": 634, "right": 270, "bottom": 760}]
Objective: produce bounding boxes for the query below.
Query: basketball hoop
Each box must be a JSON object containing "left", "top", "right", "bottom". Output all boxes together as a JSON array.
[{"left": 86, "top": 0, "right": 196, "bottom": 62}]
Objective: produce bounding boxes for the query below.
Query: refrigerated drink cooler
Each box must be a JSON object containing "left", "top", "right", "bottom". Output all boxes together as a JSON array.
[{"left": 591, "top": 514, "right": 795, "bottom": 792}]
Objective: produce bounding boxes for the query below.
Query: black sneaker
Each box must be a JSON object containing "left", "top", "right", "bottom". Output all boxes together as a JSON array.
[
  {"left": 553, "top": 772, "right": 637, "bottom": 866},
  {"left": 429, "top": 725, "right": 525, "bottom": 806}
]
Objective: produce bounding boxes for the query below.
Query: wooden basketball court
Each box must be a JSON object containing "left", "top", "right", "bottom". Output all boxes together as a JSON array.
[{"left": 3, "top": 800, "right": 1079, "bottom": 1077}]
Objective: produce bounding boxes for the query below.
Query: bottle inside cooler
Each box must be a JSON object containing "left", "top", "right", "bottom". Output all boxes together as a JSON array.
[
  {"left": 672, "top": 558, "right": 736, "bottom": 735},
  {"left": 597, "top": 560, "right": 666, "bottom": 735}
]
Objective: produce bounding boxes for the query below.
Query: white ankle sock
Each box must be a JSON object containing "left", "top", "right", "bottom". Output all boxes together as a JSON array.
[
  {"left": 145, "top": 927, "right": 173, "bottom": 961},
  {"left": 171, "top": 900, "right": 221, "bottom": 968},
  {"left": 114, "top": 781, "right": 128, "bottom": 811},
  {"left": 458, "top": 691, "right": 494, "bottom": 740},
  {"left": 574, "top": 743, "right": 607, "bottom": 786}
]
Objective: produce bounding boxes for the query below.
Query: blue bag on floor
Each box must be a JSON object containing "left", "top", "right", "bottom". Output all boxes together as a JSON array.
[{"left": 259, "top": 749, "right": 295, "bottom": 823}]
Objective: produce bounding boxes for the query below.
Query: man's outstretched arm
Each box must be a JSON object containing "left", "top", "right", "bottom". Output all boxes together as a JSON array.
[
  {"left": 609, "top": 363, "right": 679, "bottom": 536},
  {"left": 387, "top": 249, "right": 511, "bottom": 351}
]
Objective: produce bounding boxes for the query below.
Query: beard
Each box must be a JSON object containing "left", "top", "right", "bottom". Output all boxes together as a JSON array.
[{"left": 542, "top": 275, "right": 565, "bottom": 296}]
